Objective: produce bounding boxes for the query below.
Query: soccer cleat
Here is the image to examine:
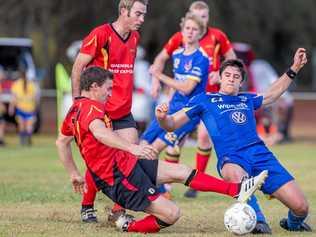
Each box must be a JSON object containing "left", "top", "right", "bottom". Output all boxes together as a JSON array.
[
  {"left": 81, "top": 207, "right": 98, "bottom": 223},
  {"left": 115, "top": 214, "right": 135, "bottom": 232},
  {"left": 251, "top": 221, "right": 272, "bottom": 234},
  {"left": 280, "top": 218, "right": 312, "bottom": 232},
  {"left": 108, "top": 209, "right": 135, "bottom": 227},
  {"left": 184, "top": 188, "right": 198, "bottom": 198},
  {"left": 237, "top": 170, "right": 268, "bottom": 203}
]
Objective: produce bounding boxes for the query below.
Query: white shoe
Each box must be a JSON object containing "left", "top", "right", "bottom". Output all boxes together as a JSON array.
[
  {"left": 237, "top": 170, "right": 268, "bottom": 203},
  {"left": 115, "top": 214, "right": 135, "bottom": 232}
]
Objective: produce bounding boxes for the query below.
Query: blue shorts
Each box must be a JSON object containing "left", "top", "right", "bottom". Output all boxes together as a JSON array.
[
  {"left": 217, "top": 142, "right": 294, "bottom": 195},
  {"left": 15, "top": 108, "right": 36, "bottom": 121},
  {"left": 141, "top": 98, "right": 200, "bottom": 146}
]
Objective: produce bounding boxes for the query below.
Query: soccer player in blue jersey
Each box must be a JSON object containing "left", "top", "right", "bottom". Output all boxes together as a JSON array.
[
  {"left": 141, "top": 13, "right": 209, "bottom": 157},
  {"left": 156, "top": 48, "right": 312, "bottom": 233}
]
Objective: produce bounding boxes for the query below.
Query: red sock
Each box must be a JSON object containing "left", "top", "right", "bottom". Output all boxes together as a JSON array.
[
  {"left": 111, "top": 203, "right": 125, "bottom": 212},
  {"left": 195, "top": 147, "right": 212, "bottom": 172},
  {"left": 127, "top": 215, "right": 161, "bottom": 233},
  {"left": 82, "top": 170, "right": 97, "bottom": 206},
  {"left": 187, "top": 171, "right": 239, "bottom": 197},
  {"left": 164, "top": 152, "right": 180, "bottom": 164}
]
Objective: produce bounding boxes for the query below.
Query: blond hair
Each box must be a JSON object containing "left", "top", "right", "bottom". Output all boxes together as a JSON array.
[
  {"left": 180, "top": 12, "right": 206, "bottom": 37},
  {"left": 189, "top": 1, "right": 209, "bottom": 11},
  {"left": 118, "top": 0, "right": 148, "bottom": 15}
]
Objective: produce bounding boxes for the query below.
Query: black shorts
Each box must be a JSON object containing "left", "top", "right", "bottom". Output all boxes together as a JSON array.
[
  {"left": 91, "top": 159, "right": 159, "bottom": 212},
  {"left": 112, "top": 113, "right": 137, "bottom": 130}
]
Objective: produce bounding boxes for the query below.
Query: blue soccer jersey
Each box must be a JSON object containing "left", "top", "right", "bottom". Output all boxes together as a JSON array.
[
  {"left": 184, "top": 92, "right": 294, "bottom": 194},
  {"left": 141, "top": 48, "right": 209, "bottom": 146},
  {"left": 171, "top": 47, "right": 209, "bottom": 107},
  {"left": 184, "top": 92, "right": 263, "bottom": 158}
]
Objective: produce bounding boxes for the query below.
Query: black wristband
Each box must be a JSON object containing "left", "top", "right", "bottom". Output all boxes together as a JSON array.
[{"left": 286, "top": 68, "right": 297, "bottom": 80}]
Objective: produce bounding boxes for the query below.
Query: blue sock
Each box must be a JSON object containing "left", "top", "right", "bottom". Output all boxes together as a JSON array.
[
  {"left": 287, "top": 210, "right": 307, "bottom": 230},
  {"left": 247, "top": 195, "right": 266, "bottom": 223}
]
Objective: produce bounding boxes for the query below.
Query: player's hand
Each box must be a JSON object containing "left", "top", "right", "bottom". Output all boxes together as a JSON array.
[
  {"left": 70, "top": 174, "right": 86, "bottom": 194},
  {"left": 155, "top": 103, "right": 169, "bottom": 121},
  {"left": 291, "top": 48, "right": 307, "bottom": 73},
  {"left": 208, "top": 71, "right": 220, "bottom": 85},
  {"left": 129, "top": 144, "right": 158, "bottom": 160}
]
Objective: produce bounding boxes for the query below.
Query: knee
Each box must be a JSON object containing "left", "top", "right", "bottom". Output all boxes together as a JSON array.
[
  {"left": 165, "top": 205, "right": 181, "bottom": 224},
  {"left": 292, "top": 198, "right": 309, "bottom": 216},
  {"left": 222, "top": 170, "right": 243, "bottom": 183}
]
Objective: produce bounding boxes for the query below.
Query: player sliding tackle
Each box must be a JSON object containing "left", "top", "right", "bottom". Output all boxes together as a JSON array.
[
  {"left": 155, "top": 48, "right": 312, "bottom": 233},
  {"left": 56, "top": 67, "right": 267, "bottom": 233}
]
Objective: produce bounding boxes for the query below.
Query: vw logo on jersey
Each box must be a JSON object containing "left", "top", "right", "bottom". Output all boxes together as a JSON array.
[{"left": 231, "top": 111, "right": 247, "bottom": 124}]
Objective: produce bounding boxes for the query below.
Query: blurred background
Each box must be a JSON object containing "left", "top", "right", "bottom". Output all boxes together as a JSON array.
[{"left": 0, "top": 0, "right": 315, "bottom": 140}]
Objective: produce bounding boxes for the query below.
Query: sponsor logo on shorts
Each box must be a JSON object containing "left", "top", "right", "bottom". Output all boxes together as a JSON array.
[{"left": 148, "top": 188, "right": 156, "bottom": 195}]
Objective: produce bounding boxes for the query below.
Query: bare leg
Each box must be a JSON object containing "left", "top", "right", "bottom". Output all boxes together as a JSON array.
[{"left": 272, "top": 180, "right": 309, "bottom": 216}]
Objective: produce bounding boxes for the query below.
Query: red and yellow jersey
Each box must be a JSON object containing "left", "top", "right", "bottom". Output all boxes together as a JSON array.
[
  {"left": 164, "top": 27, "right": 233, "bottom": 92},
  {"left": 61, "top": 97, "right": 137, "bottom": 185},
  {"left": 80, "top": 24, "right": 140, "bottom": 119}
]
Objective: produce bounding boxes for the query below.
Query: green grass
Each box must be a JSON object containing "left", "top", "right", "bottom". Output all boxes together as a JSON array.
[{"left": 0, "top": 135, "right": 315, "bottom": 236}]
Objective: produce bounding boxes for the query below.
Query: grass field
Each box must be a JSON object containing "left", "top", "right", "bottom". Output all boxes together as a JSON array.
[{"left": 0, "top": 134, "right": 315, "bottom": 237}]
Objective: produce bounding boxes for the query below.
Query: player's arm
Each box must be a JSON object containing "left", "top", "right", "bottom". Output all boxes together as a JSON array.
[
  {"left": 153, "top": 72, "right": 198, "bottom": 95},
  {"left": 89, "top": 119, "right": 157, "bottom": 159},
  {"left": 71, "top": 53, "right": 93, "bottom": 98},
  {"left": 155, "top": 103, "right": 190, "bottom": 132},
  {"left": 56, "top": 133, "right": 85, "bottom": 194},
  {"left": 150, "top": 49, "right": 170, "bottom": 99},
  {"left": 262, "top": 48, "right": 307, "bottom": 107}
]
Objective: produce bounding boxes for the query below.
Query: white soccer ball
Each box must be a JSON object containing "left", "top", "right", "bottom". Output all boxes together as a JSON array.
[{"left": 224, "top": 203, "right": 257, "bottom": 235}]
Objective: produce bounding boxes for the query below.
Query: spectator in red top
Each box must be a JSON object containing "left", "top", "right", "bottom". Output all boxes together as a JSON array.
[
  {"left": 70, "top": 0, "right": 148, "bottom": 224},
  {"left": 149, "top": 1, "right": 236, "bottom": 199}
]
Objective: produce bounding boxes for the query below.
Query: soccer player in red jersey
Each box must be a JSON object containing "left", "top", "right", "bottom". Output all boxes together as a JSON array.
[
  {"left": 150, "top": 1, "right": 236, "bottom": 198},
  {"left": 56, "top": 67, "right": 267, "bottom": 233},
  {"left": 71, "top": 0, "right": 148, "bottom": 223}
]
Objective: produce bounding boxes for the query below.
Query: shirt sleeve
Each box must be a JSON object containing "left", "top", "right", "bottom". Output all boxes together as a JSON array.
[
  {"left": 213, "top": 28, "right": 233, "bottom": 56},
  {"left": 80, "top": 26, "right": 107, "bottom": 57},
  {"left": 187, "top": 56, "right": 208, "bottom": 83},
  {"left": 60, "top": 114, "right": 74, "bottom": 136},
  {"left": 80, "top": 102, "right": 105, "bottom": 131},
  {"left": 183, "top": 94, "right": 204, "bottom": 120},
  {"left": 247, "top": 93, "right": 263, "bottom": 110},
  {"left": 163, "top": 32, "right": 183, "bottom": 56},
  {"left": 211, "top": 28, "right": 233, "bottom": 71}
]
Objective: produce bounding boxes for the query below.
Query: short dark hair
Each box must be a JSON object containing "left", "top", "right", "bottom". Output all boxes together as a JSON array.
[
  {"left": 80, "top": 67, "right": 113, "bottom": 91},
  {"left": 220, "top": 59, "right": 247, "bottom": 81}
]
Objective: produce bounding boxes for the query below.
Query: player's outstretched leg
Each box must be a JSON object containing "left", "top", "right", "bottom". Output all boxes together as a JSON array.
[{"left": 157, "top": 161, "right": 268, "bottom": 201}]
